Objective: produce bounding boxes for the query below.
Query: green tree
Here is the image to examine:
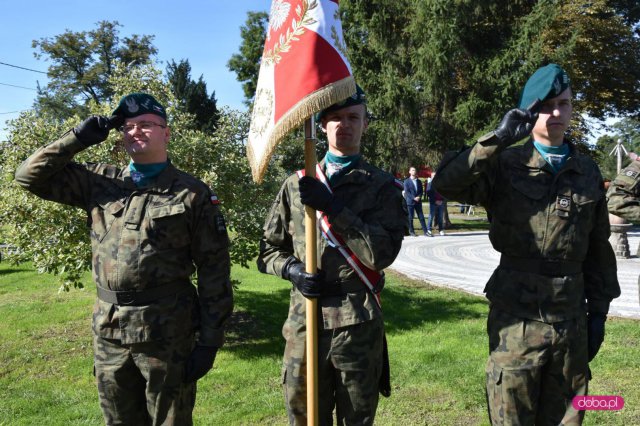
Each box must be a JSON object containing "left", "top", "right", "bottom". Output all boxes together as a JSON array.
[
  {"left": 166, "top": 59, "right": 220, "bottom": 133},
  {"left": 32, "top": 21, "right": 157, "bottom": 119},
  {"left": 227, "top": 11, "right": 269, "bottom": 105},
  {"left": 0, "top": 63, "right": 281, "bottom": 289},
  {"left": 339, "top": 0, "right": 640, "bottom": 172}
]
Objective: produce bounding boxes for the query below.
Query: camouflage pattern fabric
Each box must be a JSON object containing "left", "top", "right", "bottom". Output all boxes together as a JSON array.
[
  {"left": 433, "top": 136, "right": 619, "bottom": 424},
  {"left": 607, "top": 159, "right": 640, "bottom": 224},
  {"left": 93, "top": 334, "right": 196, "bottom": 425},
  {"left": 434, "top": 137, "right": 619, "bottom": 320},
  {"left": 282, "top": 317, "right": 384, "bottom": 426},
  {"left": 486, "top": 308, "right": 588, "bottom": 426},
  {"left": 15, "top": 130, "right": 233, "bottom": 423},
  {"left": 258, "top": 158, "right": 406, "bottom": 423}
]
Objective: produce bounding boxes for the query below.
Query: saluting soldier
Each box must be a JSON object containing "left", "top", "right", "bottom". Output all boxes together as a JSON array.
[
  {"left": 607, "top": 152, "right": 640, "bottom": 299},
  {"left": 257, "top": 85, "right": 407, "bottom": 425},
  {"left": 15, "top": 93, "right": 233, "bottom": 425},
  {"left": 433, "top": 64, "right": 620, "bottom": 425}
]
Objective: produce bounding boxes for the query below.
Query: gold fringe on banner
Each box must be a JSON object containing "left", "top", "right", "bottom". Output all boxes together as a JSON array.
[{"left": 248, "top": 76, "right": 356, "bottom": 183}]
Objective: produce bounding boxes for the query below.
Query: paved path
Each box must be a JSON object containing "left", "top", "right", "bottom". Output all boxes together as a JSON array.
[{"left": 390, "top": 230, "right": 640, "bottom": 319}]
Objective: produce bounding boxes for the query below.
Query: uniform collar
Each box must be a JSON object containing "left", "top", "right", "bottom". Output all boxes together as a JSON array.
[
  {"left": 520, "top": 139, "right": 584, "bottom": 175},
  {"left": 119, "top": 160, "right": 177, "bottom": 193}
]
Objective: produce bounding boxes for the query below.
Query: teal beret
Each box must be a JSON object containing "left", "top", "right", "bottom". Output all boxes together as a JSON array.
[
  {"left": 518, "top": 64, "right": 571, "bottom": 109},
  {"left": 112, "top": 93, "right": 167, "bottom": 121},
  {"left": 316, "top": 84, "right": 367, "bottom": 121}
]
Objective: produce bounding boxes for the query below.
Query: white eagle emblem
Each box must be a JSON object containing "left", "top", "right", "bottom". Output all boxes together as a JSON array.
[
  {"left": 125, "top": 98, "right": 139, "bottom": 113},
  {"left": 268, "top": 0, "right": 291, "bottom": 40}
]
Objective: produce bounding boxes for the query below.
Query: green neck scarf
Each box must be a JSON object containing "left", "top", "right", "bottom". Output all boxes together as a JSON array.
[
  {"left": 129, "top": 161, "right": 168, "bottom": 187},
  {"left": 324, "top": 152, "right": 361, "bottom": 184},
  {"left": 533, "top": 141, "right": 569, "bottom": 173}
]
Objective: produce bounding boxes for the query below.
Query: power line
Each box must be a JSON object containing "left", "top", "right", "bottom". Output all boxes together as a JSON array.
[
  {"left": 0, "top": 61, "right": 47, "bottom": 74},
  {"left": 0, "top": 110, "right": 24, "bottom": 115},
  {"left": 0, "top": 82, "right": 37, "bottom": 91}
]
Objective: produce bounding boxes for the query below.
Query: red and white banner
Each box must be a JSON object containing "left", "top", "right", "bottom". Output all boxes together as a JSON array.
[{"left": 247, "top": 0, "right": 356, "bottom": 183}]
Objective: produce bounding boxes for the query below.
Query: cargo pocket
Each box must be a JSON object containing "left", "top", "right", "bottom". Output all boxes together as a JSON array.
[
  {"left": 487, "top": 357, "right": 538, "bottom": 424},
  {"left": 147, "top": 203, "right": 190, "bottom": 249}
]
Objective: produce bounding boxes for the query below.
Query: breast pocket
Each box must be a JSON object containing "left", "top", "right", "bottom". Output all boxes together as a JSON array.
[
  {"left": 147, "top": 203, "right": 191, "bottom": 249},
  {"left": 90, "top": 200, "right": 125, "bottom": 243},
  {"left": 572, "top": 190, "right": 599, "bottom": 224}
]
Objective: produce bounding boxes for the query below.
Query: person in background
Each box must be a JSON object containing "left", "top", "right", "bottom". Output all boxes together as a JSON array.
[
  {"left": 433, "top": 64, "right": 620, "bottom": 425},
  {"left": 403, "top": 166, "right": 429, "bottom": 236},
  {"left": 607, "top": 151, "right": 640, "bottom": 300},
  {"left": 15, "top": 93, "right": 233, "bottom": 425},
  {"left": 426, "top": 172, "right": 446, "bottom": 236}
]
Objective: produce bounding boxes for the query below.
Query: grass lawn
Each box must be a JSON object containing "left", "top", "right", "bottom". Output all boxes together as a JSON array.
[{"left": 1, "top": 261, "right": 638, "bottom": 425}]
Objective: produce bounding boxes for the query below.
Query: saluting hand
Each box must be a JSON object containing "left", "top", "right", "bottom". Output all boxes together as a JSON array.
[
  {"left": 494, "top": 108, "right": 538, "bottom": 146},
  {"left": 73, "top": 114, "right": 122, "bottom": 146}
]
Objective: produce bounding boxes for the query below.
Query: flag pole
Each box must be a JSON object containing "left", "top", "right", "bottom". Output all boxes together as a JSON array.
[{"left": 304, "top": 117, "right": 319, "bottom": 426}]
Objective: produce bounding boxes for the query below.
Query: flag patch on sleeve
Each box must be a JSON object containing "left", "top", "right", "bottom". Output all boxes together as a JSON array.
[{"left": 210, "top": 195, "right": 220, "bottom": 205}]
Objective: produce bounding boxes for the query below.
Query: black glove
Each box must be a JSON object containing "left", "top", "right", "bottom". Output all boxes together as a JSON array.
[
  {"left": 73, "top": 115, "right": 115, "bottom": 146},
  {"left": 108, "top": 113, "right": 125, "bottom": 131},
  {"left": 494, "top": 108, "right": 537, "bottom": 146},
  {"left": 184, "top": 345, "right": 218, "bottom": 383},
  {"left": 283, "top": 257, "right": 324, "bottom": 298},
  {"left": 299, "top": 176, "right": 344, "bottom": 215},
  {"left": 587, "top": 313, "right": 607, "bottom": 362}
]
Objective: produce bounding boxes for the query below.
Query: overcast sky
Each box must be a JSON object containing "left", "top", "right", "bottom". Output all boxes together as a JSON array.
[{"left": 0, "top": 0, "right": 270, "bottom": 139}]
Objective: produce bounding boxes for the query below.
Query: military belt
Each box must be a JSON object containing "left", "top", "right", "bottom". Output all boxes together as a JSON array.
[
  {"left": 321, "top": 276, "right": 385, "bottom": 296},
  {"left": 96, "top": 282, "right": 190, "bottom": 306},
  {"left": 499, "top": 255, "right": 582, "bottom": 276}
]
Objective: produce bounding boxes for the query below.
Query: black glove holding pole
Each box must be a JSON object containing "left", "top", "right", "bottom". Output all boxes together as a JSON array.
[
  {"left": 493, "top": 99, "right": 540, "bottom": 146},
  {"left": 299, "top": 176, "right": 344, "bottom": 215},
  {"left": 73, "top": 114, "right": 124, "bottom": 146},
  {"left": 184, "top": 345, "right": 218, "bottom": 383},
  {"left": 282, "top": 257, "right": 324, "bottom": 298},
  {"left": 587, "top": 312, "right": 607, "bottom": 362}
]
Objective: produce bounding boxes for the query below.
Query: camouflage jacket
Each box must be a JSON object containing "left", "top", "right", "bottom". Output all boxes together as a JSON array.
[
  {"left": 607, "top": 159, "right": 640, "bottom": 224},
  {"left": 15, "top": 131, "right": 233, "bottom": 346},
  {"left": 433, "top": 135, "right": 620, "bottom": 321},
  {"left": 258, "top": 158, "right": 407, "bottom": 330}
]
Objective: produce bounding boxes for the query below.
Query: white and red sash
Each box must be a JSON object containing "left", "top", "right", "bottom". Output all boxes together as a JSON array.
[{"left": 297, "top": 165, "right": 383, "bottom": 307}]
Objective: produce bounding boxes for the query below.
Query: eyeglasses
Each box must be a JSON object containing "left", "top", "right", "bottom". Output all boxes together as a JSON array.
[{"left": 121, "top": 121, "right": 167, "bottom": 133}]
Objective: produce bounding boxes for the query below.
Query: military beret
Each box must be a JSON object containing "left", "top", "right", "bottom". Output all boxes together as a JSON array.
[
  {"left": 112, "top": 93, "right": 167, "bottom": 121},
  {"left": 518, "top": 64, "right": 571, "bottom": 109},
  {"left": 316, "top": 84, "right": 367, "bottom": 121}
]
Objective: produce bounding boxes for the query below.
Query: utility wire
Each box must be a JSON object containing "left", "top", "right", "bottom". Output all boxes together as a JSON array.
[
  {"left": 0, "top": 110, "right": 24, "bottom": 115},
  {"left": 0, "top": 82, "right": 37, "bottom": 91},
  {"left": 0, "top": 61, "right": 47, "bottom": 74}
]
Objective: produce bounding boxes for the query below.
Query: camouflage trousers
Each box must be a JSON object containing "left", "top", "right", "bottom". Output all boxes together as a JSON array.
[
  {"left": 485, "top": 307, "right": 588, "bottom": 426},
  {"left": 282, "top": 317, "right": 384, "bottom": 426},
  {"left": 93, "top": 333, "right": 196, "bottom": 425}
]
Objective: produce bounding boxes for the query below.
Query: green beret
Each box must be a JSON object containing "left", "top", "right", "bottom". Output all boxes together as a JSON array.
[
  {"left": 316, "top": 84, "right": 367, "bottom": 121},
  {"left": 518, "top": 64, "right": 571, "bottom": 109},
  {"left": 112, "top": 93, "right": 167, "bottom": 121}
]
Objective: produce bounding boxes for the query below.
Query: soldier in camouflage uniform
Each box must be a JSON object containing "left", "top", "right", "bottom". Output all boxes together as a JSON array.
[
  {"left": 607, "top": 153, "right": 640, "bottom": 299},
  {"left": 257, "top": 85, "right": 407, "bottom": 425},
  {"left": 433, "top": 64, "right": 620, "bottom": 425},
  {"left": 15, "top": 93, "right": 233, "bottom": 425},
  {"left": 607, "top": 153, "right": 640, "bottom": 224}
]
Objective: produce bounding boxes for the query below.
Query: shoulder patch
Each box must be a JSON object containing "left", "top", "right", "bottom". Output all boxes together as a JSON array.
[
  {"left": 393, "top": 178, "right": 404, "bottom": 189},
  {"left": 210, "top": 194, "right": 220, "bottom": 205},
  {"left": 623, "top": 169, "right": 639, "bottom": 180}
]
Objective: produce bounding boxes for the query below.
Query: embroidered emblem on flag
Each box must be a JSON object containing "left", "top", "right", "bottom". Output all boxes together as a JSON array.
[{"left": 248, "top": 0, "right": 356, "bottom": 183}]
